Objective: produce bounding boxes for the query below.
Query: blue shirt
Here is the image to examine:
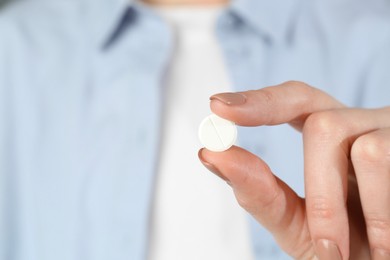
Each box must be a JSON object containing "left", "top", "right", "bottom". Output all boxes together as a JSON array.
[{"left": 1, "top": 0, "right": 390, "bottom": 259}]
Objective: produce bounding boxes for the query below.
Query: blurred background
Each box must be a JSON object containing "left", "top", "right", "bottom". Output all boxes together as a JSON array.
[{"left": 0, "top": 0, "right": 10, "bottom": 9}]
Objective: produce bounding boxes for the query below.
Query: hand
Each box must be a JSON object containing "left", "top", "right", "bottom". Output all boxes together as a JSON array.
[{"left": 198, "top": 81, "right": 390, "bottom": 260}]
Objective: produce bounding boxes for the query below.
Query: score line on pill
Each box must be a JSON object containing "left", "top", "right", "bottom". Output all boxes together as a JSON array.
[{"left": 198, "top": 114, "right": 237, "bottom": 152}]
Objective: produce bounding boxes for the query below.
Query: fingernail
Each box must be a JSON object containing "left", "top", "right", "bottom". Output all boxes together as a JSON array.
[
  {"left": 315, "top": 239, "right": 342, "bottom": 260},
  {"left": 198, "top": 149, "right": 230, "bottom": 184},
  {"left": 373, "top": 249, "right": 390, "bottom": 260},
  {"left": 210, "top": 92, "right": 247, "bottom": 106}
]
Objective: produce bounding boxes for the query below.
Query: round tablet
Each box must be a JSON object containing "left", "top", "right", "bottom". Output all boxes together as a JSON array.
[{"left": 198, "top": 114, "right": 237, "bottom": 152}]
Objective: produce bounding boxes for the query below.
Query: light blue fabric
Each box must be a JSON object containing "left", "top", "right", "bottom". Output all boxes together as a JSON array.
[{"left": 1, "top": 0, "right": 390, "bottom": 259}]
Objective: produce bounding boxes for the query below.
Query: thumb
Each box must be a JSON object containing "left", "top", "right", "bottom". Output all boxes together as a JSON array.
[{"left": 199, "top": 146, "right": 315, "bottom": 259}]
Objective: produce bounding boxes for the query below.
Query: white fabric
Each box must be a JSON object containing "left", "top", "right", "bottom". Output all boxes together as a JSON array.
[{"left": 149, "top": 5, "right": 254, "bottom": 260}]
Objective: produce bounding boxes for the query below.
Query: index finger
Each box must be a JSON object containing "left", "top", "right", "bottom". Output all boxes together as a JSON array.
[{"left": 210, "top": 81, "right": 344, "bottom": 130}]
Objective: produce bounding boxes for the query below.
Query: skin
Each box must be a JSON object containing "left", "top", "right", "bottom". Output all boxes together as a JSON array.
[
  {"left": 142, "top": 0, "right": 390, "bottom": 259},
  {"left": 199, "top": 81, "right": 390, "bottom": 260}
]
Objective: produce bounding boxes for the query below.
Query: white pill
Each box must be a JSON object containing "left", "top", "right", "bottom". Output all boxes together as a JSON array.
[{"left": 198, "top": 114, "right": 237, "bottom": 152}]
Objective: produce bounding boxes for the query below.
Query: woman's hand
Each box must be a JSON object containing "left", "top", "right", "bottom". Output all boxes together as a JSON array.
[{"left": 198, "top": 81, "right": 390, "bottom": 260}]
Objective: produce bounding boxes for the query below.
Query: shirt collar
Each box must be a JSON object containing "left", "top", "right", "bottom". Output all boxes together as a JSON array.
[
  {"left": 85, "top": 0, "right": 133, "bottom": 49},
  {"left": 230, "top": 0, "right": 300, "bottom": 42},
  {"left": 88, "top": 0, "right": 300, "bottom": 49}
]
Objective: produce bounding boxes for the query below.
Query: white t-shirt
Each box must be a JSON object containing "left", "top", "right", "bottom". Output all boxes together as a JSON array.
[{"left": 148, "top": 5, "right": 254, "bottom": 260}]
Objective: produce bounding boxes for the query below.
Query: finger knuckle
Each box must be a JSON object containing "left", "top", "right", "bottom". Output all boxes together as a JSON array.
[
  {"left": 284, "top": 81, "right": 315, "bottom": 99},
  {"left": 303, "top": 111, "right": 345, "bottom": 140},
  {"left": 366, "top": 217, "right": 390, "bottom": 231},
  {"left": 236, "top": 196, "right": 248, "bottom": 209},
  {"left": 365, "top": 215, "right": 390, "bottom": 250},
  {"left": 261, "top": 189, "right": 282, "bottom": 210},
  {"left": 307, "top": 196, "right": 336, "bottom": 220},
  {"left": 252, "top": 89, "right": 276, "bottom": 124},
  {"left": 236, "top": 196, "right": 257, "bottom": 213},
  {"left": 236, "top": 188, "right": 281, "bottom": 215},
  {"left": 257, "top": 88, "right": 275, "bottom": 105},
  {"left": 284, "top": 80, "right": 313, "bottom": 91},
  {"left": 351, "top": 133, "right": 390, "bottom": 164}
]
